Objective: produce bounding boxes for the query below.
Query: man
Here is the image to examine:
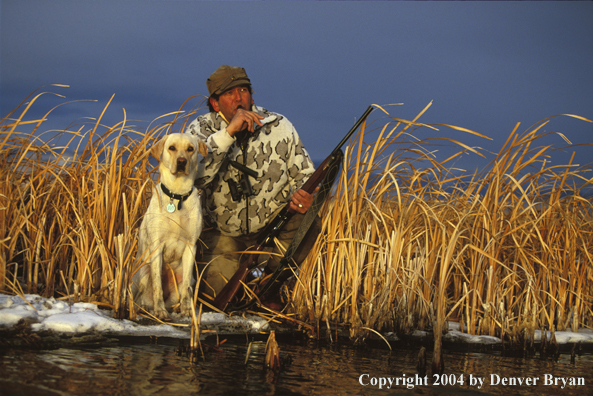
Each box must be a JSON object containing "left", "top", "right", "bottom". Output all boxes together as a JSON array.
[{"left": 186, "top": 65, "right": 320, "bottom": 301}]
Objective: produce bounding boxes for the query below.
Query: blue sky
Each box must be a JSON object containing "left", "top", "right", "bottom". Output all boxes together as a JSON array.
[{"left": 1, "top": 0, "right": 592, "bottom": 172}]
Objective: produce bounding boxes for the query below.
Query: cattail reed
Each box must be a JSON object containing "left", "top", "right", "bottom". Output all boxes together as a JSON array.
[{"left": 292, "top": 104, "right": 592, "bottom": 345}]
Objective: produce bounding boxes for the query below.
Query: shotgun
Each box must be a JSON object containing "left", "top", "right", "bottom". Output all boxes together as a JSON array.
[{"left": 212, "top": 106, "right": 374, "bottom": 311}]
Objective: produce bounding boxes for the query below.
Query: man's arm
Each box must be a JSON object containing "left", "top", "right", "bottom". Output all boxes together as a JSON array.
[
  {"left": 282, "top": 117, "right": 316, "bottom": 213},
  {"left": 186, "top": 115, "right": 235, "bottom": 188}
]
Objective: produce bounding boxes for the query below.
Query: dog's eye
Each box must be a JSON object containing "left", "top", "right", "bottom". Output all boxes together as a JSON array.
[
  {"left": 169, "top": 146, "right": 176, "bottom": 151},
  {"left": 187, "top": 146, "right": 194, "bottom": 152}
]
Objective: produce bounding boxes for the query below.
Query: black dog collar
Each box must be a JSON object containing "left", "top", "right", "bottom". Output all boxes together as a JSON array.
[{"left": 161, "top": 184, "right": 193, "bottom": 213}]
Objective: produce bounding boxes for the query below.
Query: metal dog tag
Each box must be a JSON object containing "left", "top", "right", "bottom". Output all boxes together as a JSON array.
[{"left": 166, "top": 202, "right": 176, "bottom": 213}]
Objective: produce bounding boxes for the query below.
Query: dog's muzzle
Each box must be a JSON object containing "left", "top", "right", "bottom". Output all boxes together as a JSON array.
[{"left": 176, "top": 157, "right": 188, "bottom": 173}]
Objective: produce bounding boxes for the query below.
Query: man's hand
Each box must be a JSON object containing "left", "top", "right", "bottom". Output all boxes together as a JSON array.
[
  {"left": 227, "top": 108, "right": 264, "bottom": 136},
  {"left": 290, "top": 187, "right": 320, "bottom": 214}
]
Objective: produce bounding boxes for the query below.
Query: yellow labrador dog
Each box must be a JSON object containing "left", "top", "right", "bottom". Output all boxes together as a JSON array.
[{"left": 132, "top": 133, "right": 207, "bottom": 319}]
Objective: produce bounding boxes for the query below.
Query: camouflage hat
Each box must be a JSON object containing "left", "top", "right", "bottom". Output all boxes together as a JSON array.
[{"left": 206, "top": 65, "right": 251, "bottom": 97}]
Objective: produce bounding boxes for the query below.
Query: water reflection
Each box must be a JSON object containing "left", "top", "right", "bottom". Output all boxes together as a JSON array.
[{"left": 1, "top": 337, "right": 591, "bottom": 395}]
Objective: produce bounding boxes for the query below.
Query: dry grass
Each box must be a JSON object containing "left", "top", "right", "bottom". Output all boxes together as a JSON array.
[
  {"left": 2, "top": 90, "right": 592, "bottom": 347},
  {"left": 291, "top": 103, "right": 593, "bottom": 346},
  {"left": 0, "top": 87, "right": 198, "bottom": 317}
]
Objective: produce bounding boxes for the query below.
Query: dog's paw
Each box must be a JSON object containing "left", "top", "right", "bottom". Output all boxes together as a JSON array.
[
  {"left": 153, "top": 304, "right": 170, "bottom": 320},
  {"left": 180, "top": 298, "right": 193, "bottom": 317}
]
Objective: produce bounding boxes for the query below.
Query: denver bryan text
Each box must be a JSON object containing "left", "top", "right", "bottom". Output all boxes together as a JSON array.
[{"left": 489, "top": 374, "right": 585, "bottom": 389}]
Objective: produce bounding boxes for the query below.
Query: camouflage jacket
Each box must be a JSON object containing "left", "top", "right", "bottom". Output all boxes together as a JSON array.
[{"left": 185, "top": 106, "right": 315, "bottom": 236}]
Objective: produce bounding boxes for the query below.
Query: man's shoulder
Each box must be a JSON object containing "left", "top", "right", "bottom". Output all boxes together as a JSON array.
[
  {"left": 195, "top": 111, "right": 219, "bottom": 124},
  {"left": 187, "top": 112, "right": 225, "bottom": 135}
]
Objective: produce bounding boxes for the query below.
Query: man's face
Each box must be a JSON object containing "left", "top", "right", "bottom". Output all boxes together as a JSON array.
[{"left": 209, "top": 85, "right": 253, "bottom": 122}]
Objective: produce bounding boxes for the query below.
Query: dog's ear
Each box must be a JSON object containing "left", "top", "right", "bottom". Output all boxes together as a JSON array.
[
  {"left": 198, "top": 141, "right": 208, "bottom": 157},
  {"left": 150, "top": 136, "right": 167, "bottom": 161}
]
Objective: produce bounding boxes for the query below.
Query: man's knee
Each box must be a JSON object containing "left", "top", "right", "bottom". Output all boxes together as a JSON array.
[{"left": 201, "top": 251, "right": 242, "bottom": 296}]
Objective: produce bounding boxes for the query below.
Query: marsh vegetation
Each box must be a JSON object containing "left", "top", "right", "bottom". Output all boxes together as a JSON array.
[{"left": 2, "top": 89, "right": 591, "bottom": 360}]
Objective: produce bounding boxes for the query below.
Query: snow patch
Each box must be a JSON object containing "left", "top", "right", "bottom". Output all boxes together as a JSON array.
[{"left": 1, "top": 294, "right": 592, "bottom": 344}]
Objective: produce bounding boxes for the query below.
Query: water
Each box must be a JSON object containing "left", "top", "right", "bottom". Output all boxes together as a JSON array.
[{"left": 1, "top": 335, "right": 591, "bottom": 395}]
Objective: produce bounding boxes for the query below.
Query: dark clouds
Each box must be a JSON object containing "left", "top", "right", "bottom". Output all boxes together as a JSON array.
[{"left": 1, "top": 0, "right": 592, "bottom": 169}]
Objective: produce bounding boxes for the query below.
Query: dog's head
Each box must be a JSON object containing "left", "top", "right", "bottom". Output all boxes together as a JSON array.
[{"left": 152, "top": 133, "right": 208, "bottom": 185}]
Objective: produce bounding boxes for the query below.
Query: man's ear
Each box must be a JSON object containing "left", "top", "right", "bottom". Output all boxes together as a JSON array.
[
  {"left": 150, "top": 136, "right": 166, "bottom": 161},
  {"left": 209, "top": 97, "right": 220, "bottom": 112}
]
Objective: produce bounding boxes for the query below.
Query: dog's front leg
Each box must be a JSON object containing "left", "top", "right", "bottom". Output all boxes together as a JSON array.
[
  {"left": 149, "top": 246, "right": 170, "bottom": 319},
  {"left": 179, "top": 244, "right": 197, "bottom": 317}
]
